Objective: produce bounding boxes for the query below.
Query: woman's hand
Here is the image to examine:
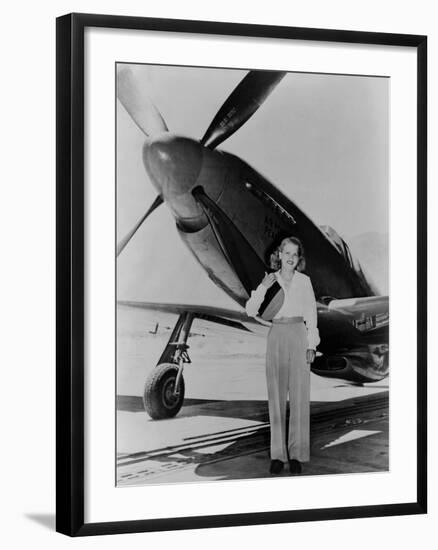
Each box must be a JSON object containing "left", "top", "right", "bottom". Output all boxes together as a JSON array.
[
  {"left": 306, "top": 349, "right": 316, "bottom": 364},
  {"left": 261, "top": 272, "right": 276, "bottom": 288}
]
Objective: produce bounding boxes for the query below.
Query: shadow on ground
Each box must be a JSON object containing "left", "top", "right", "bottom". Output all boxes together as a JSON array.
[{"left": 25, "top": 513, "right": 55, "bottom": 531}]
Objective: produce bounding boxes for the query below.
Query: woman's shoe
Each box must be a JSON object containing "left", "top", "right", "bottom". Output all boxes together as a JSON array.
[
  {"left": 269, "top": 460, "right": 284, "bottom": 474},
  {"left": 288, "top": 459, "right": 302, "bottom": 474}
]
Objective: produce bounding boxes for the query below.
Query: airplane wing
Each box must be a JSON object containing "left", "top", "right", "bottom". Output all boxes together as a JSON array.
[
  {"left": 119, "top": 295, "right": 388, "bottom": 333},
  {"left": 117, "top": 300, "right": 267, "bottom": 332},
  {"left": 327, "top": 296, "right": 389, "bottom": 332}
]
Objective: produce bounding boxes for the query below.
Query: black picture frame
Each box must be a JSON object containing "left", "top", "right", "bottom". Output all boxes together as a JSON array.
[{"left": 56, "top": 12, "right": 427, "bottom": 537}]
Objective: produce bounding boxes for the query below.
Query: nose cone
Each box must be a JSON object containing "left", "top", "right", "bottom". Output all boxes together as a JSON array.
[
  {"left": 142, "top": 135, "right": 206, "bottom": 231},
  {"left": 143, "top": 134, "right": 203, "bottom": 197}
]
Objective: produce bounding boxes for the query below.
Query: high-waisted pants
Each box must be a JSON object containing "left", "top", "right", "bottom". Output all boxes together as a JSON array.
[{"left": 266, "top": 317, "right": 310, "bottom": 463}]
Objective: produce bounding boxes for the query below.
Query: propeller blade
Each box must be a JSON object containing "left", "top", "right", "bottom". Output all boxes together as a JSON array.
[
  {"left": 117, "top": 195, "right": 164, "bottom": 257},
  {"left": 117, "top": 66, "right": 168, "bottom": 136},
  {"left": 201, "top": 70, "right": 286, "bottom": 150}
]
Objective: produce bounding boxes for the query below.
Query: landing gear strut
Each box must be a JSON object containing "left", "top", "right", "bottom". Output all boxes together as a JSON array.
[{"left": 143, "top": 312, "right": 194, "bottom": 419}]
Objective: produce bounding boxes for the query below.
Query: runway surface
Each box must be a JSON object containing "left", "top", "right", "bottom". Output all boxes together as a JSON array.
[{"left": 116, "top": 304, "right": 389, "bottom": 486}]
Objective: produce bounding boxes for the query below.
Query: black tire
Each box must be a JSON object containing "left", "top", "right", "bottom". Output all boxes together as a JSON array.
[{"left": 143, "top": 363, "right": 185, "bottom": 419}]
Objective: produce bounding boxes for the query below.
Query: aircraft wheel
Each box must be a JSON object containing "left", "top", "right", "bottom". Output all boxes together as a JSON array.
[{"left": 143, "top": 363, "right": 185, "bottom": 419}]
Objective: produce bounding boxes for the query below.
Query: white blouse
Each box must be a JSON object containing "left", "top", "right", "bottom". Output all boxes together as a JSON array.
[{"left": 245, "top": 270, "right": 320, "bottom": 350}]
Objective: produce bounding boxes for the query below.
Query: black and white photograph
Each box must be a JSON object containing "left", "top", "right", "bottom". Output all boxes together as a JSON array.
[
  {"left": 116, "top": 63, "right": 389, "bottom": 487},
  {"left": 1, "top": 0, "right": 433, "bottom": 545}
]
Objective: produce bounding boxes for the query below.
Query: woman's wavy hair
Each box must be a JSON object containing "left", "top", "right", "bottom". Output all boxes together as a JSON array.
[{"left": 269, "top": 236, "right": 306, "bottom": 272}]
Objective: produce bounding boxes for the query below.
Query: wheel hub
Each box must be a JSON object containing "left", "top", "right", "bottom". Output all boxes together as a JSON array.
[{"left": 162, "top": 377, "right": 179, "bottom": 408}]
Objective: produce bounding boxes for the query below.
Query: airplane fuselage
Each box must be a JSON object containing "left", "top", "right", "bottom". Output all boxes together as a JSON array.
[{"left": 143, "top": 134, "right": 377, "bottom": 305}]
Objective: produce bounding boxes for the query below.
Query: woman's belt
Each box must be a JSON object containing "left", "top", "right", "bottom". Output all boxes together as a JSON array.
[{"left": 272, "top": 316, "right": 304, "bottom": 324}]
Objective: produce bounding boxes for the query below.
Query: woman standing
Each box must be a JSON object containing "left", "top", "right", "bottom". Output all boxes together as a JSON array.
[{"left": 246, "top": 237, "right": 319, "bottom": 475}]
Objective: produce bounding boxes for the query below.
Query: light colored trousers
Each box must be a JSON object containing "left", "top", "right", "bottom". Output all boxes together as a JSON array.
[{"left": 266, "top": 317, "right": 310, "bottom": 463}]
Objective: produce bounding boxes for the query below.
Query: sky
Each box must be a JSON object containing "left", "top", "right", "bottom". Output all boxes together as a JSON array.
[{"left": 116, "top": 64, "right": 389, "bottom": 307}]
